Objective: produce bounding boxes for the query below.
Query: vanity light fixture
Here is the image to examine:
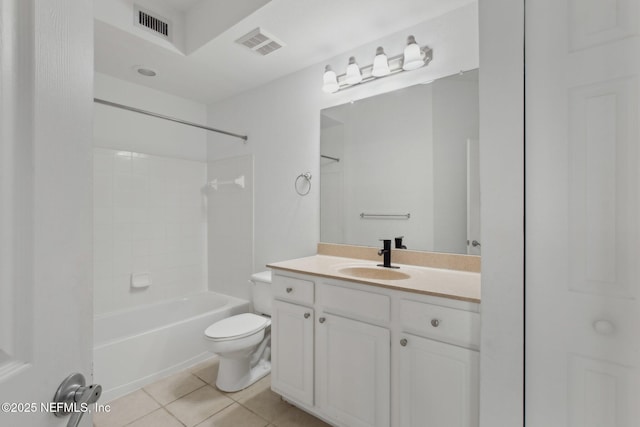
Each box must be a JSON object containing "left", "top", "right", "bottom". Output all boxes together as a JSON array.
[
  {"left": 345, "top": 57, "right": 363, "bottom": 84},
  {"left": 322, "top": 65, "right": 339, "bottom": 93},
  {"left": 371, "top": 47, "right": 390, "bottom": 77},
  {"left": 402, "top": 36, "right": 425, "bottom": 70},
  {"left": 321, "top": 35, "right": 432, "bottom": 93}
]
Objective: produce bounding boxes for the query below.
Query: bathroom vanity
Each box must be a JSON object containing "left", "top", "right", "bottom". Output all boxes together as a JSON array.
[{"left": 268, "top": 246, "right": 480, "bottom": 427}]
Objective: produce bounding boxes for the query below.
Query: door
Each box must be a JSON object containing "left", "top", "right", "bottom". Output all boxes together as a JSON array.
[
  {"left": 0, "top": 1, "right": 94, "bottom": 426},
  {"left": 399, "top": 334, "right": 479, "bottom": 427},
  {"left": 271, "top": 300, "right": 314, "bottom": 406},
  {"left": 526, "top": 0, "right": 640, "bottom": 425},
  {"left": 316, "top": 313, "right": 390, "bottom": 427},
  {"left": 466, "top": 138, "right": 481, "bottom": 255}
]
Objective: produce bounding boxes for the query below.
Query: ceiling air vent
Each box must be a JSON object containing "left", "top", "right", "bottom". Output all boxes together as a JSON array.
[
  {"left": 235, "top": 28, "right": 284, "bottom": 56},
  {"left": 134, "top": 5, "right": 171, "bottom": 41}
]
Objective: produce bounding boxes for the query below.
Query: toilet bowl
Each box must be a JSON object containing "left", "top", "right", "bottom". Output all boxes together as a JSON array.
[{"left": 204, "top": 272, "right": 273, "bottom": 392}]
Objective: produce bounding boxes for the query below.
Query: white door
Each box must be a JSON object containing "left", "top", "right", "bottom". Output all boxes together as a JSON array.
[
  {"left": 316, "top": 313, "right": 390, "bottom": 427},
  {"left": 271, "top": 300, "right": 314, "bottom": 407},
  {"left": 526, "top": 0, "right": 640, "bottom": 425},
  {"left": 466, "top": 138, "right": 481, "bottom": 255},
  {"left": 0, "top": 1, "right": 94, "bottom": 426},
  {"left": 399, "top": 333, "right": 479, "bottom": 427}
]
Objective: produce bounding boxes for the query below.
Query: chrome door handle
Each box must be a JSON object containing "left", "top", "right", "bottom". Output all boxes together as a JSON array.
[
  {"left": 471, "top": 240, "right": 481, "bottom": 247},
  {"left": 53, "top": 373, "right": 102, "bottom": 427}
]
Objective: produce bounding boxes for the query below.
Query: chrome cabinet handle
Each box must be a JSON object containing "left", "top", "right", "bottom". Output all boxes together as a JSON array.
[
  {"left": 400, "top": 338, "right": 408, "bottom": 347},
  {"left": 286, "top": 287, "right": 293, "bottom": 293},
  {"left": 472, "top": 240, "right": 481, "bottom": 247},
  {"left": 53, "top": 373, "right": 102, "bottom": 427},
  {"left": 304, "top": 312, "right": 310, "bottom": 319},
  {"left": 319, "top": 317, "right": 326, "bottom": 323},
  {"left": 431, "top": 319, "right": 440, "bottom": 327}
]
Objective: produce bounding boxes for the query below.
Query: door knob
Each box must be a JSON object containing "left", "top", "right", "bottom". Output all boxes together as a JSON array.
[
  {"left": 319, "top": 317, "right": 326, "bottom": 323},
  {"left": 304, "top": 312, "right": 310, "bottom": 319},
  {"left": 593, "top": 319, "right": 615, "bottom": 336},
  {"left": 471, "top": 240, "right": 481, "bottom": 247},
  {"left": 286, "top": 287, "right": 293, "bottom": 293},
  {"left": 53, "top": 373, "right": 102, "bottom": 427}
]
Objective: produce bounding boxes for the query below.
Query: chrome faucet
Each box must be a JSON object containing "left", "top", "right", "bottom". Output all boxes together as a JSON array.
[{"left": 377, "top": 239, "right": 399, "bottom": 269}]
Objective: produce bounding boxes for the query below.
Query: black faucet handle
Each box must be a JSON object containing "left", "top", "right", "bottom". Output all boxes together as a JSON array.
[{"left": 394, "top": 236, "right": 407, "bottom": 249}]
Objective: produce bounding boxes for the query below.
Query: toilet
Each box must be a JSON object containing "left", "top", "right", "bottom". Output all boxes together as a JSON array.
[{"left": 204, "top": 271, "right": 272, "bottom": 392}]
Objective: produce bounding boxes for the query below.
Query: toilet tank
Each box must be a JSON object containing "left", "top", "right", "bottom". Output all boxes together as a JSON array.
[{"left": 250, "top": 271, "right": 272, "bottom": 316}]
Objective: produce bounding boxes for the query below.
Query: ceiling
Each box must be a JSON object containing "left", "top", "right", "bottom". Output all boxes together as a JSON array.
[{"left": 94, "top": 0, "right": 475, "bottom": 105}]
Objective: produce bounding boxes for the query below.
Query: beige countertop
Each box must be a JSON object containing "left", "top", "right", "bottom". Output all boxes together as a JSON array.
[{"left": 267, "top": 254, "right": 481, "bottom": 303}]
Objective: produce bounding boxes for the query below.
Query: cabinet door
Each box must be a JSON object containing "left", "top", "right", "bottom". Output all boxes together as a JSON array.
[
  {"left": 271, "top": 300, "right": 314, "bottom": 406},
  {"left": 399, "top": 334, "right": 479, "bottom": 427},
  {"left": 317, "top": 313, "right": 390, "bottom": 427}
]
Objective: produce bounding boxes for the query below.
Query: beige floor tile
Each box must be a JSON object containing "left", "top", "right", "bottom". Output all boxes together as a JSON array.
[
  {"left": 271, "top": 406, "right": 333, "bottom": 427},
  {"left": 126, "top": 408, "right": 184, "bottom": 427},
  {"left": 224, "top": 374, "right": 271, "bottom": 402},
  {"left": 166, "top": 385, "right": 234, "bottom": 427},
  {"left": 190, "top": 357, "right": 220, "bottom": 385},
  {"left": 195, "top": 403, "right": 269, "bottom": 427},
  {"left": 93, "top": 389, "right": 160, "bottom": 427},
  {"left": 236, "top": 380, "right": 292, "bottom": 422},
  {"left": 144, "top": 370, "right": 207, "bottom": 405}
]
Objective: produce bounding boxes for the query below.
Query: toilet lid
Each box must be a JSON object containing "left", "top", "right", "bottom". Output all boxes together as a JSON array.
[{"left": 205, "top": 313, "right": 270, "bottom": 341}]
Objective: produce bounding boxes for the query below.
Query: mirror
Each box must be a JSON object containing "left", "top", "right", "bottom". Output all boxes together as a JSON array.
[{"left": 320, "top": 69, "right": 480, "bottom": 255}]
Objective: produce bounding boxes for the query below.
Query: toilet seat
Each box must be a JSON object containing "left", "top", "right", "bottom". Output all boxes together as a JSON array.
[{"left": 205, "top": 313, "right": 270, "bottom": 342}]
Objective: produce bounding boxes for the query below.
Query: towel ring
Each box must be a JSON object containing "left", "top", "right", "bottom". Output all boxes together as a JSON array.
[{"left": 295, "top": 172, "right": 312, "bottom": 196}]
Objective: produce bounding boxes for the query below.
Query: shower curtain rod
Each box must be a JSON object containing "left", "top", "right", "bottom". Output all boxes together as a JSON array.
[{"left": 94, "top": 98, "right": 248, "bottom": 142}]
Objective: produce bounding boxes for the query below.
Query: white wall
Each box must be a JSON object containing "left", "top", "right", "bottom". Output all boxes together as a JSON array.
[
  {"left": 478, "top": 0, "right": 524, "bottom": 425},
  {"left": 205, "top": 3, "right": 479, "bottom": 299},
  {"left": 94, "top": 72, "right": 208, "bottom": 161},
  {"left": 207, "top": 155, "right": 254, "bottom": 302},
  {"left": 93, "top": 75, "right": 209, "bottom": 314}
]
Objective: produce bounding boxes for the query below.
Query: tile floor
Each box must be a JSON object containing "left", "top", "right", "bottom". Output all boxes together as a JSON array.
[{"left": 93, "top": 357, "right": 332, "bottom": 427}]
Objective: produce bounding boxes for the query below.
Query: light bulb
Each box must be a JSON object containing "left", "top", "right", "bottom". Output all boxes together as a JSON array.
[
  {"left": 371, "top": 47, "right": 390, "bottom": 77},
  {"left": 322, "top": 65, "right": 339, "bottom": 93},
  {"left": 402, "top": 35, "right": 425, "bottom": 71},
  {"left": 345, "top": 57, "right": 362, "bottom": 85}
]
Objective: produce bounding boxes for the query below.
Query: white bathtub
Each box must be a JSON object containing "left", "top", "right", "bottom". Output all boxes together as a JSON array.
[{"left": 94, "top": 291, "right": 250, "bottom": 402}]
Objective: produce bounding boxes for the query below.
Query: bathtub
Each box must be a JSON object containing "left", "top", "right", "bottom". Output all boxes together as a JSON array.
[{"left": 94, "top": 291, "right": 250, "bottom": 402}]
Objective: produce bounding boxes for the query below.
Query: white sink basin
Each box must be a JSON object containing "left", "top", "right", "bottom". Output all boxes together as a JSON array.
[{"left": 338, "top": 266, "right": 411, "bottom": 281}]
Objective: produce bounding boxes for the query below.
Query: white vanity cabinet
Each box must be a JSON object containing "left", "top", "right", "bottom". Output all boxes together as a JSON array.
[
  {"left": 398, "top": 299, "right": 480, "bottom": 427},
  {"left": 271, "top": 274, "right": 315, "bottom": 407},
  {"left": 271, "top": 299, "right": 314, "bottom": 407},
  {"left": 316, "top": 281, "right": 391, "bottom": 427},
  {"left": 270, "top": 270, "right": 480, "bottom": 427}
]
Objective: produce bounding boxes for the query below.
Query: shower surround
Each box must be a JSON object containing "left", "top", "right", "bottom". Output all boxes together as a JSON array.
[{"left": 93, "top": 148, "right": 208, "bottom": 315}]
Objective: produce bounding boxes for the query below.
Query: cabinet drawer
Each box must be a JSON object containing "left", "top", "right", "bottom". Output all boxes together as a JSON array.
[
  {"left": 273, "top": 274, "right": 314, "bottom": 305},
  {"left": 318, "top": 283, "right": 390, "bottom": 324},
  {"left": 400, "top": 299, "right": 480, "bottom": 348}
]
